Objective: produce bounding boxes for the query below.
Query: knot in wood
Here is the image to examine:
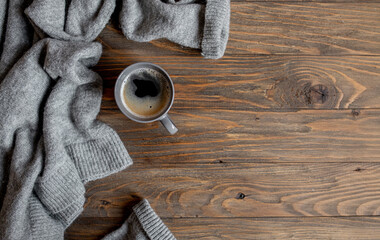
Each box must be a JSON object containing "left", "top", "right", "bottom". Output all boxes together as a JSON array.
[
  {"left": 352, "top": 109, "right": 360, "bottom": 117},
  {"left": 267, "top": 73, "right": 339, "bottom": 108},
  {"left": 307, "top": 84, "right": 329, "bottom": 105},
  {"left": 100, "top": 200, "right": 111, "bottom": 206},
  {"left": 235, "top": 192, "right": 246, "bottom": 199}
]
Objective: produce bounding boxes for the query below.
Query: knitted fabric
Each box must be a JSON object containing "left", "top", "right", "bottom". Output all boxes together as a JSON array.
[{"left": 0, "top": 0, "right": 230, "bottom": 238}]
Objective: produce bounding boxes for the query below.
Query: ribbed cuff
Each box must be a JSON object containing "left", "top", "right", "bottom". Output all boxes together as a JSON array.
[
  {"left": 53, "top": 197, "right": 85, "bottom": 226},
  {"left": 34, "top": 162, "right": 86, "bottom": 227},
  {"left": 65, "top": 130, "right": 133, "bottom": 183},
  {"left": 29, "top": 195, "right": 66, "bottom": 239},
  {"left": 34, "top": 130, "right": 131, "bottom": 229},
  {"left": 201, "top": 0, "right": 230, "bottom": 59},
  {"left": 133, "top": 199, "right": 177, "bottom": 240}
]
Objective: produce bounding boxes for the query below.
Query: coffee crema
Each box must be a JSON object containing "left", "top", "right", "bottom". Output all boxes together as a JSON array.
[{"left": 121, "top": 68, "right": 171, "bottom": 118}]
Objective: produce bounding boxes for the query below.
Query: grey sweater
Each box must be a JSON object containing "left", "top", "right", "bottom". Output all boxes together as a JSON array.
[
  {"left": 25, "top": 0, "right": 230, "bottom": 59},
  {"left": 120, "top": 0, "right": 230, "bottom": 59},
  {"left": 0, "top": 0, "right": 230, "bottom": 239}
]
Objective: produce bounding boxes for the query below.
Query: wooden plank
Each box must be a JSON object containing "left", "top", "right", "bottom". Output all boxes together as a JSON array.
[
  {"left": 228, "top": 3, "right": 379, "bottom": 55},
  {"left": 66, "top": 2, "right": 380, "bottom": 240},
  {"left": 98, "top": 3, "right": 380, "bottom": 56},
  {"left": 96, "top": 55, "right": 380, "bottom": 110},
  {"left": 66, "top": 217, "right": 380, "bottom": 240},
  {"left": 98, "top": 108, "right": 380, "bottom": 163},
  {"left": 77, "top": 163, "right": 380, "bottom": 218}
]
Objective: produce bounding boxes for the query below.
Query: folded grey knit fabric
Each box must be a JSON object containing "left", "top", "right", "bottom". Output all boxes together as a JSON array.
[
  {"left": 104, "top": 199, "right": 176, "bottom": 240},
  {"left": 0, "top": 37, "right": 133, "bottom": 239},
  {"left": 0, "top": 0, "right": 230, "bottom": 238},
  {"left": 120, "top": 0, "right": 230, "bottom": 59},
  {"left": 24, "top": 0, "right": 116, "bottom": 42},
  {"left": 0, "top": 0, "right": 35, "bottom": 80},
  {"left": 0, "top": 0, "right": 178, "bottom": 239},
  {"left": 25, "top": 0, "right": 230, "bottom": 59}
]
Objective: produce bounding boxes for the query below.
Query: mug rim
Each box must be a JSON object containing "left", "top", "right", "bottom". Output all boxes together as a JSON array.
[{"left": 114, "top": 62, "right": 175, "bottom": 123}]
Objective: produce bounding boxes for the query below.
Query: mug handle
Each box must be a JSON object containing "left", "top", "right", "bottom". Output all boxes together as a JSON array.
[{"left": 160, "top": 114, "right": 178, "bottom": 135}]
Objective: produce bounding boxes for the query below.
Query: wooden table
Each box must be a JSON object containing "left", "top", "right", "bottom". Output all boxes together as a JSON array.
[{"left": 65, "top": 1, "right": 380, "bottom": 239}]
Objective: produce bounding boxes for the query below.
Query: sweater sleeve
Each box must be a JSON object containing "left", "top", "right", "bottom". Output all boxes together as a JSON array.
[
  {"left": 120, "top": 0, "right": 230, "bottom": 59},
  {"left": 0, "top": 36, "right": 132, "bottom": 240},
  {"left": 102, "top": 199, "right": 177, "bottom": 240},
  {"left": 29, "top": 39, "right": 132, "bottom": 227}
]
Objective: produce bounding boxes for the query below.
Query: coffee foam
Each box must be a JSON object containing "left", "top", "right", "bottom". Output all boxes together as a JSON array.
[{"left": 121, "top": 68, "right": 171, "bottom": 119}]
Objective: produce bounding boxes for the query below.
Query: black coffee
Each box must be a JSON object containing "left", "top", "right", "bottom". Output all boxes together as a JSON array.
[
  {"left": 122, "top": 68, "right": 171, "bottom": 118},
  {"left": 132, "top": 79, "right": 159, "bottom": 98}
]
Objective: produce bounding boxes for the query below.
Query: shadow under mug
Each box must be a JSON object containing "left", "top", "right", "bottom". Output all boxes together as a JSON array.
[{"left": 114, "top": 62, "right": 178, "bottom": 135}]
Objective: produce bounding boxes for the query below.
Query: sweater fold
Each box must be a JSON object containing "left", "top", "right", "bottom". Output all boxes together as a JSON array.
[
  {"left": 0, "top": 37, "right": 133, "bottom": 239},
  {"left": 0, "top": 0, "right": 230, "bottom": 238},
  {"left": 119, "top": 0, "right": 230, "bottom": 59}
]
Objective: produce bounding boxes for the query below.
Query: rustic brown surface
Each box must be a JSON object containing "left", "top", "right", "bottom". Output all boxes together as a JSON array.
[
  {"left": 98, "top": 3, "right": 380, "bottom": 56},
  {"left": 65, "top": 0, "right": 380, "bottom": 239},
  {"left": 97, "top": 55, "right": 380, "bottom": 109},
  {"left": 67, "top": 217, "right": 380, "bottom": 240},
  {"left": 97, "top": 109, "right": 380, "bottom": 163},
  {"left": 79, "top": 162, "right": 380, "bottom": 218}
]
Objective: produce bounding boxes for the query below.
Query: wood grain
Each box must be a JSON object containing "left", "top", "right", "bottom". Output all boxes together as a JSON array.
[
  {"left": 96, "top": 55, "right": 380, "bottom": 110},
  {"left": 98, "top": 108, "right": 380, "bottom": 163},
  {"left": 75, "top": 163, "right": 380, "bottom": 218},
  {"left": 98, "top": 3, "right": 380, "bottom": 56},
  {"left": 66, "top": 217, "right": 380, "bottom": 240},
  {"left": 66, "top": 1, "right": 380, "bottom": 239}
]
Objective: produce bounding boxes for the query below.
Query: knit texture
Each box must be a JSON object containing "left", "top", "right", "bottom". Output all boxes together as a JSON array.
[
  {"left": 26, "top": 0, "right": 231, "bottom": 59},
  {"left": 104, "top": 199, "right": 177, "bottom": 240},
  {"left": 0, "top": 37, "right": 133, "bottom": 239},
  {"left": 25, "top": 0, "right": 116, "bottom": 42},
  {"left": 0, "top": 0, "right": 228, "bottom": 238},
  {"left": 202, "top": 0, "right": 230, "bottom": 59},
  {"left": 25, "top": 0, "right": 230, "bottom": 59},
  {"left": 0, "top": 0, "right": 134, "bottom": 239},
  {"left": 0, "top": 0, "right": 35, "bottom": 79},
  {"left": 119, "top": 0, "right": 230, "bottom": 59}
]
